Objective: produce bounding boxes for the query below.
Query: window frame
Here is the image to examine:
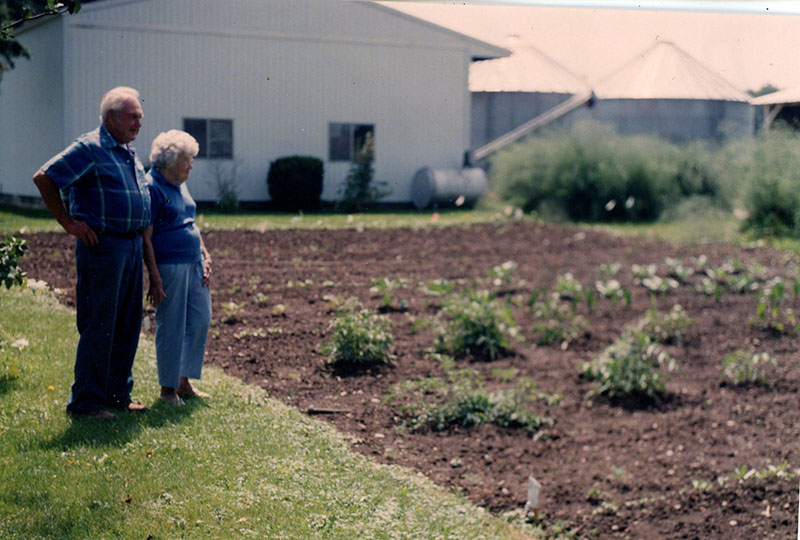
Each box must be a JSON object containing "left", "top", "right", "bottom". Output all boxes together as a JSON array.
[
  {"left": 328, "top": 122, "right": 374, "bottom": 162},
  {"left": 183, "top": 117, "right": 234, "bottom": 159}
]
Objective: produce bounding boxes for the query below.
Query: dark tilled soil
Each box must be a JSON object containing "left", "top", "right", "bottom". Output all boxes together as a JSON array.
[{"left": 21, "top": 222, "right": 800, "bottom": 539}]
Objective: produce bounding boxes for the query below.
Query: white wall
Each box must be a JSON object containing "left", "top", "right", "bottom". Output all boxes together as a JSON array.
[
  {"left": 0, "top": 20, "right": 65, "bottom": 198},
  {"left": 11, "top": 0, "right": 489, "bottom": 203}
]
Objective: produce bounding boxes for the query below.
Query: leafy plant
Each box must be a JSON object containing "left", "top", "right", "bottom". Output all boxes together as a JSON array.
[
  {"left": 0, "top": 236, "right": 27, "bottom": 290},
  {"left": 594, "top": 279, "right": 632, "bottom": 307},
  {"left": 635, "top": 304, "right": 694, "bottom": 345},
  {"left": 631, "top": 263, "right": 657, "bottom": 282},
  {"left": 323, "top": 307, "right": 394, "bottom": 368},
  {"left": 337, "top": 132, "right": 388, "bottom": 212},
  {"left": 389, "top": 368, "right": 554, "bottom": 436},
  {"left": 597, "top": 262, "right": 621, "bottom": 280},
  {"left": 435, "top": 288, "right": 518, "bottom": 360},
  {"left": 553, "top": 273, "right": 585, "bottom": 308},
  {"left": 753, "top": 277, "right": 797, "bottom": 333},
  {"left": 209, "top": 160, "right": 242, "bottom": 213},
  {"left": 420, "top": 278, "right": 455, "bottom": 297},
  {"left": 721, "top": 350, "right": 776, "bottom": 385},
  {"left": 640, "top": 275, "right": 680, "bottom": 295},
  {"left": 663, "top": 257, "right": 693, "bottom": 284},
  {"left": 579, "top": 330, "right": 677, "bottom": 402},
  {"left": 530, "top": 293, "right": 587, "bottom": 347},
  {"left": 489, "top": 260, "right": 518, "bottom": 287},
  {"left": 369, "top": 277, "right": 408, "bottom": 311}
]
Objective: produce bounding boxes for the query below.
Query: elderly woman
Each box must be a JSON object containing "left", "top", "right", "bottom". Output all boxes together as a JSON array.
[{"left": 143, "top": 130, "right": 212, "bottom": 405}]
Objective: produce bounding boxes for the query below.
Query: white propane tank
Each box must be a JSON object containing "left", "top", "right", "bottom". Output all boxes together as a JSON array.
[{"left": 410, "top": 167, "right": 488, "bottom": 210}]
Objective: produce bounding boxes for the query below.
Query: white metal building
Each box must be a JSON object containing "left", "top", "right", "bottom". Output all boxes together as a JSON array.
[
  {"left": 0, "top": 0, "right": 506, "bottom": 204},
  {"left": 751, "top": 86, "right": 800, "bottom": 131},
  {"left": 586, "top": 41, "right": 754, "bottom": 142},
  {"left": 469, "top": 38, "right": 590, "bottom": 148}
]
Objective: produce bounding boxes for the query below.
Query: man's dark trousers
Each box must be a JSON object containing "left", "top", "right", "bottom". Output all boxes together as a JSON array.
[{"left": 67, "top": 234, "right": 143, "bottom": 414}]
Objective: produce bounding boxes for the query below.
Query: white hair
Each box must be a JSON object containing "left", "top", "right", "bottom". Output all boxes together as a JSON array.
[
  {"left": 149, "top": 130, "right": 200, "bottom": 169},
  {"left": 99, "top": 86, "right": 140, "bottom": 122}
]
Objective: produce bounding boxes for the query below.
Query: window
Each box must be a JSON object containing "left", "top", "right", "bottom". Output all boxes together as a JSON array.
[
  {"left": 183, "top": 118, "right": 233, "bottom": 159},
  {"left": 328, "top": 123, "right": 374, "bottom": 161}
]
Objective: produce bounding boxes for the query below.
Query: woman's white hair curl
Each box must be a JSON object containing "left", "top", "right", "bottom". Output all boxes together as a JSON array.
[
  {"left": 99, "top": 86, "right": 140, "bottom": 122},
  {"left": 149, "top": 130, "right": 200, "bottom": 169}
]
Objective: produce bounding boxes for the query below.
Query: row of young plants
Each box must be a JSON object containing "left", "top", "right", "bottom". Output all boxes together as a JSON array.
[{"left": 320, "top": 253, "right": 791, "bottom": 426}]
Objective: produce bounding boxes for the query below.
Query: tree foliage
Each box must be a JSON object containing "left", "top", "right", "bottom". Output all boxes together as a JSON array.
[{"left": 1, "top": 1, "right": 82, "bottom": 82}]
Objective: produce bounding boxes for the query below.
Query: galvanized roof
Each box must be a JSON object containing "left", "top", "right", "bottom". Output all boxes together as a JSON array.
[
  {"left": 593, "top": 41, "right": 751, "bottom": 102},
  {"left": 751, "top": 86, "right": 800, "bottom": 105},
  {"left": 470, "top": 38, "right": 590, "bottom": 94}
]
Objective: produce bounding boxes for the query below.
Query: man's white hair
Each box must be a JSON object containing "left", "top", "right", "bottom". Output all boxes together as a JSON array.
[
  {"left": 99, "top": 86, "right": 140, "bottom": 122},
  {"left": 149, "top": 130, "right": 200, "bottom": 169}
]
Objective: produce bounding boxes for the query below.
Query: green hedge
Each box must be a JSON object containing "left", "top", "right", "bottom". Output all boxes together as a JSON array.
[{"left": 267, "top": 155, "right": 324, "bottom": 212}]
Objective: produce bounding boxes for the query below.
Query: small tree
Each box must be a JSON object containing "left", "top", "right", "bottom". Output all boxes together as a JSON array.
[
  {"left": 337, "top": 132, "right": 387, "bottom": 212},
  {"left": 1, "top": 1, "right": 82, "bottom": 84},
  {"left": 209, "top": 160, "right": 242, "bottom": 213}
]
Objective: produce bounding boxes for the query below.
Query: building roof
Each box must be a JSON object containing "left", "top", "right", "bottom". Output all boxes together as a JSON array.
[
  {"left": 751, "top": 86, "right": 800, "bottom": 105},
  {"left": 469, "top": 37, "right": 590, "bottom": 94},
  {"left": 592, "top": 41, "right": 751, "bottom": 102}
]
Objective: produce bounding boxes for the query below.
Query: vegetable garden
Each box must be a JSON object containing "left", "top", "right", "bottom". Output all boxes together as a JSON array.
[{"left": 21, "top": 220, "right": 800, "bottom": 539}]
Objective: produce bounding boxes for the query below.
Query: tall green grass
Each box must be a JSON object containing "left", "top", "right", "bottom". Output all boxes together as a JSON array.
[{"left": 0, "top": 288, "right": 535, "bottom": 539}]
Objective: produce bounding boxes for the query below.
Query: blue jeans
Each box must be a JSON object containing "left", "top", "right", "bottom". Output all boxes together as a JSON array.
[
  {"left": 154, "top": 262, "right": 211, "bottom": 388},
  {"left": 67, "top": 235, "right": 143, "bottom": 414}
]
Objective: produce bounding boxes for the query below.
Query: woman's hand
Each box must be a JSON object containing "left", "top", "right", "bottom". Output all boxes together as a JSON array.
[
  {"left": 202, "top": 254, "right": 212, "bottom": 286},
  {"left": 148, "top": 273, "right": 166, "bottom": 307}
]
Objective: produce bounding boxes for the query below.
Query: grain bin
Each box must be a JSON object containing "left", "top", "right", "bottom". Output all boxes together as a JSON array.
[{"left": 410, "top": 167, "right": 488, "bottom": 210}]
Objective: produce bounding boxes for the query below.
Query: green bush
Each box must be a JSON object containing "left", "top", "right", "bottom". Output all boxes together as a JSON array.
[
  {"left": 740, "top": 127, "right": 800, "bottom": 237},
  {"left": 0, "top": 236, "right": 27, "bottom": 290},
  {"left": 267, "top": 155, "right": 324, "bottom": 212},
  {"left": 322, "top": 307, "right": 394, "bottom": 368},
  {"left": 435, "top": 288, "right": 518, "bottom": 360},
  {"left": 579, "top": 330, "right": 677, "bottom": 402},
  {"left": 490, "top": 121, "right": 731, "bottom": 223}
]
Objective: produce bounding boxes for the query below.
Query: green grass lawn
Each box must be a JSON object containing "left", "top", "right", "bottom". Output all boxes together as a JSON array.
[{"left": 0, "top": 288, "right": 536, "bottom": 539}]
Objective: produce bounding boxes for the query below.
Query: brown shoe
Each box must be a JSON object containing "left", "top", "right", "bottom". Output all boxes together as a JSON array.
[{"left": 69, "top": 409, "right": 117, "bottom": 420}]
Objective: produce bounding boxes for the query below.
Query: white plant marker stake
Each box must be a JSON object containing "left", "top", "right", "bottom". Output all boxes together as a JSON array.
[{"left": 525, "top": 476, "right": 541, "bottom": 517}]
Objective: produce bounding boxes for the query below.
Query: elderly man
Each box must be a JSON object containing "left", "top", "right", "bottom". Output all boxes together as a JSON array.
[{"left": 33, "top": 86, "right": 152, "bottom": 420}]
